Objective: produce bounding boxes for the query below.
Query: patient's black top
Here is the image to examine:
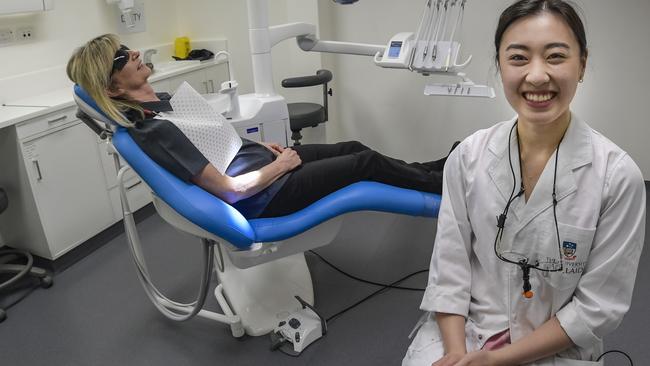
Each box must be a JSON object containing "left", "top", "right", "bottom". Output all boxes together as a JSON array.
[{"left": 125, "top": 94, "right": 289, "bottom": 219}]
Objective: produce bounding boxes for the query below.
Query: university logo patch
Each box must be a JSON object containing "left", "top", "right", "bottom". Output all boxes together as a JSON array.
[{"left": 562, "top": 241, "right": 577, "bottom": 261}]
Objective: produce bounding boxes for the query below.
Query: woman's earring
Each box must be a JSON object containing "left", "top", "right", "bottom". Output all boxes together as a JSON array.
[{"left": 579, "top": 78, "right": 584, "bottom": 83}]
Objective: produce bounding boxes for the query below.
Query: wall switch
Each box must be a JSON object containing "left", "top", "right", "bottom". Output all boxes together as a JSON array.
[
  {"left": 16, "top": 26, "right": 34, "bottom": 40},
  {"left": 0, "top": 28, "right": 14, "bottom": 46}
]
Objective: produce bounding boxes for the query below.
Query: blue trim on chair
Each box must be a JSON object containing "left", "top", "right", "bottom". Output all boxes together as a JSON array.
[
  {"left": 113, "top": 129, "right": 257, "bottom": 248},
  {"left": 73, "top": 84, "right": 115, "bottom": 125},
  {"left": 249, "top": 182, "right": 440, "bottom": 242}
]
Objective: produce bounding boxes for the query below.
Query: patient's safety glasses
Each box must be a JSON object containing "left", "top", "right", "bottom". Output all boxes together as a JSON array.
[{"left": 110, "top": 45, "right": 130, "bottom": 77}]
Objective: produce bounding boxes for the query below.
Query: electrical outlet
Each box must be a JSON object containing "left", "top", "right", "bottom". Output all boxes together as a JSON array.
[
  {"left": 0, "top": 28, "right": 14, "bottom": 46},
  {"left": 16, "top": 26, "right": 34, "bottom": 41}
]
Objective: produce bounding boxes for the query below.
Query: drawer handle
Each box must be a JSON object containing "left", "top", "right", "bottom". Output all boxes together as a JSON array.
[
  {"left": 208, "top": 80, "right": 215, "bottom": 93},
  {"left": 32, "top": 159, "right": 43, "bottom": 181},
  {"left": 126, "top": 180, "right": 142, "bottom": 190},
  {"left": 47, "top": 115, "right": 68, "bottom": 124}
]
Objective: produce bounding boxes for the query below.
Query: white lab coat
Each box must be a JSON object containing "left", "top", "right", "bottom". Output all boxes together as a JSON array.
[{"left": 403, "top": 115, "right": 646, "bottom": 366}]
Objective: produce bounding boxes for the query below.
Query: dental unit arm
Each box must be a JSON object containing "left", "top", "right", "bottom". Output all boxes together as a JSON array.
[
  {"left": 258, "top": 0, "right": 494, "bottom": 98},
  {"left": 106, "top": 0, "right": 136, "bottom": 28}
]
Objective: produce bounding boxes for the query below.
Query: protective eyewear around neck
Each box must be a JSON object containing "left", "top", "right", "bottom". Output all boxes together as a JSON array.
[
  {"left": 111, "top": 45, "right": 130, "bottom": 77},
  {"left": 494, "top": 227, "right": 564, "bottom": 299}
]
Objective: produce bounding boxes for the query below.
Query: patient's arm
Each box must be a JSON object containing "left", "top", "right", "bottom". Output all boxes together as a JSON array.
[{"left": 191, "top": 148, "right": 301, "bottom": 204}]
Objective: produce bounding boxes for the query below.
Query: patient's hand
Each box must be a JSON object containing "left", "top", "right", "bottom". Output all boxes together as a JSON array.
[
  {"left": 261, "top": 142, "right": 285, "bottom": 156},
  {"left": 275, "top": 148, "right": 301, "bottom": 172}
]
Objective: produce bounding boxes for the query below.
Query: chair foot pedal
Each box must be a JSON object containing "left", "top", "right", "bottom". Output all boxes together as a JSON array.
[{"left": 269, "top": 296, "right": 326, "bottom": 356}]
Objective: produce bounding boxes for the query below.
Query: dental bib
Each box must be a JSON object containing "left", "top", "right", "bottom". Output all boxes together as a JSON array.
[{"left": 156, "top": 82, "right": 242, "bottom": 174}]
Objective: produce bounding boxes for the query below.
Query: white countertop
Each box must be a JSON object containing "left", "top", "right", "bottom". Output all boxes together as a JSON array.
[
  {"left": 0, "top": 105, "right": 49, "bottom": 130},
  {"left": 0, "top": 59, "right": 224, "bottom": 130}
]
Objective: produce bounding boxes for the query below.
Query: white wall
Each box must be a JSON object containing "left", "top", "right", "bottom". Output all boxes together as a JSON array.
[
  {"left": 0, "top": 0, "right": 325, "bottom": 140},
  {"left": 318, "top": 0, "right": 650, "bottom": 177},
  {"left": 0, "top": 0, "right": 185, "bottom": 102},
  {"left": 0, "top": 0, "right": 322, "bottom": 97},
  {"left": 172, "top": 0, "right": 322, "bottom": 98},
  {"left": 3, "top": 0, "right": 645, "bottom": 174}
]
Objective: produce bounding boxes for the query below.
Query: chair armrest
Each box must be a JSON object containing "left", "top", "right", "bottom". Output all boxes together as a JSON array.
[{"left": 282, "top": 69, "right": 332, "bottom": 88}]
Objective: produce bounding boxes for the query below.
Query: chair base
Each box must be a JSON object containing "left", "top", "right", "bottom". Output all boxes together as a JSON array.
[
  {"left": 0, "top": 249, "right": 53, "bottom": 322},
  {"left": 217, "top": 252, "right": 313, "bottom": 336}
]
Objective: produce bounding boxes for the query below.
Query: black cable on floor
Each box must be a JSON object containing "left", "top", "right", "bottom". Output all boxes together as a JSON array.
[
  {"left": 597, "top": 350, "right": 633, "bottom": 365},
  {"left": 307, "top": 250, "right": 638, "bottom": 366},
  {"left": 308, "top": 250, "right": 427, "bottom": 291},
  {"left": 325, "top": 268, "right": 428, "bottom": 323}
]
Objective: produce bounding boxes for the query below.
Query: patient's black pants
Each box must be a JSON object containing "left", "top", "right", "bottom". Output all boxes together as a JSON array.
[{"left": 258, "top": 141, "right": 444, "bottom": 218}]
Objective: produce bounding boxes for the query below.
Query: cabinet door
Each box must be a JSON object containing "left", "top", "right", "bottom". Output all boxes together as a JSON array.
[
  {"left": 204, "top": 64, "right": 229, "bottom": 94},
  {"left": 167, "top": 70, "right": 209, "bottom": 94},
  {"left": 22, "top": 123, "right": 114, "bottom": 258}
]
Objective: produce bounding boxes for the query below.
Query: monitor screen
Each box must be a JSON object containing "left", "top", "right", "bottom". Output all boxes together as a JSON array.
[{"left": 388, "top": 41, "right": 403, "bottom": 58}]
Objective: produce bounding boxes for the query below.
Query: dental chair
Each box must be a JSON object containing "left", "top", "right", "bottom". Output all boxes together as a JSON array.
[
  {"left": 73, "top": 84, "right": 441, "bottom": 337},
  {"left": 282, "top": 69, "right": 332, "bottom": 146}
]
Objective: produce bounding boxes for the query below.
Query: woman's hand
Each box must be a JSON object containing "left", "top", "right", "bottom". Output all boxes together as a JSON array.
[
  {"left": 452, "top": 350, "right": 499, "bottom": 366},
  {"left": 432, "top": 352, "right": 465, "bottom": 366},
  {"left": 261, "top": 142, "right": 285, "bottom": 156},
  {"left": 275, "top": 148, "right": 301, "bottom": 172}
]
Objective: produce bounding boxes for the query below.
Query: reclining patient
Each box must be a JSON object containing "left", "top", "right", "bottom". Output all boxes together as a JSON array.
[{"left": 67, "top": 34, "right": 452, "bottom": 219}]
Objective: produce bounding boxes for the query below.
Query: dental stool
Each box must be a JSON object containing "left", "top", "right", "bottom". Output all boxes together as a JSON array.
[
  {"left": 282, "top": 69, "right": 332, "bottom": 146},
  {"left": 73, "top": 84, "right": 441, "bottom": 338},
  {"left": 0, "top": 187, "right": 53, "bottom": 322}
]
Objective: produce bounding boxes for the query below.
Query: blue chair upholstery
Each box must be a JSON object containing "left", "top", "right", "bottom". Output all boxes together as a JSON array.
[{"left": 74, "top": 85, "right": 442, "bottom": 249}]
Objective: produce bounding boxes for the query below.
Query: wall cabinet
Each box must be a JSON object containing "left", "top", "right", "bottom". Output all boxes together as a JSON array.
[{"left": 151, "top": 63, "right": 229, "bottom": 95}]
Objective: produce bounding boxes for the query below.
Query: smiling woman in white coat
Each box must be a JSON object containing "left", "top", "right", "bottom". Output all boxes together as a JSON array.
[{"left": 402, "top": 1, "right": 646, "bottom": 365}]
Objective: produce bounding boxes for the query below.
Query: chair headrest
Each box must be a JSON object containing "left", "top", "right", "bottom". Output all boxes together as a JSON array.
[{"left": 72, "top": 84, "right": 126, "bottom": 127}]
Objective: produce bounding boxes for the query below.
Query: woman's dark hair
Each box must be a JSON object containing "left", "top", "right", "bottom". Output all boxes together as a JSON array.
[{"left": 494, "top": 0, "right": 587, "bottom": 66}]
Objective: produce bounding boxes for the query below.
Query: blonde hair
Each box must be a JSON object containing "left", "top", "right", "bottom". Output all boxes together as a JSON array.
[{"left": 66, "top": 34, "right": 142, "bottom": 127}]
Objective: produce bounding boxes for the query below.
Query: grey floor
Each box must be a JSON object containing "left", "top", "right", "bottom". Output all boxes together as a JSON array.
[{"left": 1, "top": 189, "right": 649, "bottom": 365}]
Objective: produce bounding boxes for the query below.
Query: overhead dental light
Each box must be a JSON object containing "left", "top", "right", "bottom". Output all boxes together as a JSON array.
[{"left": 106, "top": 0, "right": 136, "bottom": 28}]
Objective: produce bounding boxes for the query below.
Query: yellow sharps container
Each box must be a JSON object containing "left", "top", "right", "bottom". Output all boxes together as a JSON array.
[{"left": 174, "top": 37, "right": 191, "bottom": 59}]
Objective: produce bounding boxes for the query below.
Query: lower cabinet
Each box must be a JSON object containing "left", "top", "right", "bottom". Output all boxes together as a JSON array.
[
  {"left": 95, "top": 138, "right": 151, "bottom": 220},
  {"left": 0, "top": 114, "right": 116, "bottom": 260},
  {"left": 151, "top": 63, "right": 230, "bottom": 94},
  {"left": 22, "top": 122, "right": 115, "bottom": 258}
]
